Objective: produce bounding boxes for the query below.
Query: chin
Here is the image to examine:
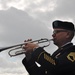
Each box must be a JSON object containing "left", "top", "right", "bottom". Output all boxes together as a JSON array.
[{"left": 53, "top": 41, "right": 58, "bottom": 46}]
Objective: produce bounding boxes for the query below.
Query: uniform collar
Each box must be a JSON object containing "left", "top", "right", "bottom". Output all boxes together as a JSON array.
[
  {"left": 61, "top": 42, "right": 72, "bottom": 48},
  {"left": 52, "top": 42, "right": 73, "bottom": 58}
]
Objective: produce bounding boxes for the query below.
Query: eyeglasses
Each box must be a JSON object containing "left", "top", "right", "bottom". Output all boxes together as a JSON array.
[{"left": 53, "top": 30, "right": 67, "bottom": 34}]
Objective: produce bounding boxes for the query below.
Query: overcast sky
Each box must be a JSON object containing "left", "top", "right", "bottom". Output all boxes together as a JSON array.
[{"left": 0, "top": 0, "right": 75, "bottom": 75}]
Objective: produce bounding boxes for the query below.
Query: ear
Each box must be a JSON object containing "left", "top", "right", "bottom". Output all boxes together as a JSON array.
[{"left": 66, "top": 31, "right": 70, "bottom": 38}]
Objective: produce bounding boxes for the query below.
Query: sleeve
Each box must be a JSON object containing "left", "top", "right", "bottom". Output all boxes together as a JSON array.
[
  {"left": 22, "top": 47, "right": 56, "bottom": 75},
  {"left": 22, "top": 57, "right": 45, "bottom": 75},
  {"left": 31, "top": 47, "right": 56, "bottom": 69}
]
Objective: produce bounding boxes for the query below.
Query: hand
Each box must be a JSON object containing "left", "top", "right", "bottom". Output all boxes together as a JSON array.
[{"left": 23, "top": 39, "right": 39, "bottom": 54}]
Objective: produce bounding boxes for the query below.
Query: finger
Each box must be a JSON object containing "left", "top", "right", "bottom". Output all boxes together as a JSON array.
[
  {"left": 24, "top": 39, "right": 32, "bottom": 42},
  {"left": 27, "top": 39, "right": 32, "bottom": 41},
  {"left": 22, "top": 45, "right": 28, "bottom": 50},
  {"left": 24, "top": 40, "right": 27, "bottom": 42}
]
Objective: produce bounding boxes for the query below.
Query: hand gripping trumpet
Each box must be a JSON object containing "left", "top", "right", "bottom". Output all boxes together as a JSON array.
[{"left": 0, "top": 38, "right": 53, "bottom": 57}]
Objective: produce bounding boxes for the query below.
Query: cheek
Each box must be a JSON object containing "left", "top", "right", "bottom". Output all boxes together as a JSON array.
[
  {"left": 58, "top": 34, "right": 67, "bottom": 41},
  {"left": 56, "top": 34, "right": 65, "bottom": 41}
]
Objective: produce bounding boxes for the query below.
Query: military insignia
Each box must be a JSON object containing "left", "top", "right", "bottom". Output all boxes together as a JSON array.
[
  {"left": 44, "top": 53, "right": 56, "bottom": 65},
  {"left": 67, "top": 52, "right": 75, "bottom": 62}
]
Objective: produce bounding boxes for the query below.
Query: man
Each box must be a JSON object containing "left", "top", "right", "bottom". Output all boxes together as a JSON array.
[{"left": 22, "top": 20, "right": 75, "bottom": 75}]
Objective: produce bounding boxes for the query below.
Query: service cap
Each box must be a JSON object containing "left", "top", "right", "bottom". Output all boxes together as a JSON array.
[{"left": 52, "top": 20, "right": 75, "bottom": 31}]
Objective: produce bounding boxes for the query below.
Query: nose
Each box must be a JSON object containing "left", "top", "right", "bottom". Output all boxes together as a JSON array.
[{"left": 52, "top": 33, "right": 56, "bottom": 38}]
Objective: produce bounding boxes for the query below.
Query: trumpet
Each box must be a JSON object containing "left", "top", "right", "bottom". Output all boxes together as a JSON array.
[{"left": 0, "top": 38, "right": 53, "bottom": 57}]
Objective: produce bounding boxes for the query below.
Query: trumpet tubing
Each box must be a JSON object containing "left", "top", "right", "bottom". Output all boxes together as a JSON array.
[{"left": 0, "top": 38, "right": 53, "bottom": 57}]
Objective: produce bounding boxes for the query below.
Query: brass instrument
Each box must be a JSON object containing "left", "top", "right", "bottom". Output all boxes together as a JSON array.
[{"left": 0, "top": 38, "right": 53, "bottom": 57}]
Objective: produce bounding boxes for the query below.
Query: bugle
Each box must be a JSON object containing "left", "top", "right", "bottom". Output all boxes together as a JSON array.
[{"left": 0, "top": 38, "right": 53, "bottom": 57}]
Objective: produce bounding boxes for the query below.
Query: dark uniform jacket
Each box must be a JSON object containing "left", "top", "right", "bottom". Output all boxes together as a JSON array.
[{"left": 22, "top": 43, "right": 75, "bottom": 75}]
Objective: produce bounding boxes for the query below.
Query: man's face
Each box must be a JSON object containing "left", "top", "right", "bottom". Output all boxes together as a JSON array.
[{"left": 52, "top": 28, "right": 69, "bottom": 47}]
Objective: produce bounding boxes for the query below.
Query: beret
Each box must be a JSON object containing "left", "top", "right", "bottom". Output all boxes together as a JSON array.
[{"left": 52, "top": 20, "right": 75, "bottom": 31}]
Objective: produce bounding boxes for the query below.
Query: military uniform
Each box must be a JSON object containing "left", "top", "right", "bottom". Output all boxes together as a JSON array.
[
  {"left": 22, "top": 43, "right": 75, "bottom": 75},
  {"left": 22, "top": 20, "right": 75, "bottom": 75}
]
